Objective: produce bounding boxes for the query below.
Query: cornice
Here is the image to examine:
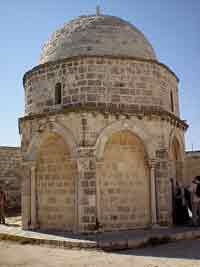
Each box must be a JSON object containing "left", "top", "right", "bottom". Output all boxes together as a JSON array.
[{"left": 19, "top": 103, "right": 188, "bottom": 132}]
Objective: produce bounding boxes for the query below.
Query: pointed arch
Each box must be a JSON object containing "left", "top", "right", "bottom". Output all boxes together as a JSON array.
[
  {"left": 96, "top": 128, "right": 151, "bottom": 230},
  {"left": 95, "top": 119, "right": 156, "bottom": 160},
  {"left": 169, "top": 129, "right": 185, "bottom": 162},
  {"left": 36, "top": 132, "right": 77, "bottom": 231},
  {"left": 24, "top": 121, "right": 77, "bottom": 161},
  {"left": 169, "top": 129, "right": 185, "bottom": 185}
]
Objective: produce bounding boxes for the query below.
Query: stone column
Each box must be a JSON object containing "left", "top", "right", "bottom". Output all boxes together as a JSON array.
[
  {"left": 149, "top": 159, "right": 158, "bottom": 226},
  {"left": 30, "top": 163, "right": 37, "bottom": 229},
  {"left": 21, "top": 163, "right": 31, "bottom": 230},
  {"left": 77, "top": 147, "right": 97, "bottom": 233},
  {"left": 155, "top": 159, "right": 172, "bottom": 226}
]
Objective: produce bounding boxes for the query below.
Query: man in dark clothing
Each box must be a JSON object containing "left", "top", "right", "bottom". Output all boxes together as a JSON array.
[
  {"left": 0, "top": 188, "right": 6, "bottom": 224},
  {"left": 174, "top": 181, "right": 190, "bottom": 225}
]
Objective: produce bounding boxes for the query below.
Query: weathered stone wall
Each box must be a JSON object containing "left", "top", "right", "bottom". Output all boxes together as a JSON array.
[
  {"left": 23, "top": 56, "right": 179, "bottom": 117},
  {"left": 0, "top": 147, "right": 22, "bottom": 212},
  {"left": 184, "top": 151, "right": 200, "bottom": 186},
  {"left": 36, "top": 133, "right": 76, "bottom": 231},
  {"left": 96, "top": 130, "right": 151, "bottom": 230},
  {"left": 20, "top": 108, "right": 186, "bottom": 231}
]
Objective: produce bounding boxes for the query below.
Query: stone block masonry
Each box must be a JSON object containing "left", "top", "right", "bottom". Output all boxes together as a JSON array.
[
  {"left": 23, "top": 56, "right": 180, "bottom": 118},
  {"left": 0, "top": 147, "right": 22, "bottom": 212},
  {"left": 184, "top": 151, "right": 200, "bottom": 185},
  {"left": 20, "top": 20, "right": 187, "bottom": 233},
  {"left": 19, "top": 106, "right": 186, "bottom": 232}
]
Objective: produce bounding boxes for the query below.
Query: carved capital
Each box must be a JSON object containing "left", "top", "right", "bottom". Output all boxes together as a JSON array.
[
  {"left": 148, "top": 159, "right": 157, "bottom": 169},
  {"left": 77, "top": 146, "right": 95, "bottom": 158}
]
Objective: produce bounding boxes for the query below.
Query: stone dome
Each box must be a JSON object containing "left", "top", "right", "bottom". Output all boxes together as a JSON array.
[{"left": 39, "top": 14, "right": 156, "bottom": 64}]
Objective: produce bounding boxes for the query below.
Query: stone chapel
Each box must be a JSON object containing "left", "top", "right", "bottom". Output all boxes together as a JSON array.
[{"left": 18, "top": 12, "right": 188, "bottom": 233}]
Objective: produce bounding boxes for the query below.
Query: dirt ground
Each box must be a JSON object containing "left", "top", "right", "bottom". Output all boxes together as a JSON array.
[{"left": 0, "top": 239, "right": 200, "bottom": 267}]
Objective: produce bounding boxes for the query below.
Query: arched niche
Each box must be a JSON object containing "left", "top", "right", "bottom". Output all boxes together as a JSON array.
[
  {"left": 96, "top": 130, "right": 151, "bottom": 231},
  {"left": 169, "top": 135, "right": 184, "bottom": 184},
  {"left": 36, "top": 132, "right": 77, "bottom": 231},
  {"left": 24, "top": 121, "right": 77, "bottom": 162},
  {"left": 95, "top": 119, "right": 156, "bottom": 161}
]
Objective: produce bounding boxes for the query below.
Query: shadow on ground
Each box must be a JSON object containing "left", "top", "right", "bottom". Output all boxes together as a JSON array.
[
  {"left": 4, "top": 215, "right": 200, "bottom": 260},
  {"left": 114, "top": 239, "right": 200, "bottom": 260}
]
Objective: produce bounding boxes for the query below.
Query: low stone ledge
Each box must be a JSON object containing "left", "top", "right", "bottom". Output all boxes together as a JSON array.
[
  {"left": 127, "top": 238, "right": 148, "bottom": 249},
  {"left": 0, "top": 232, "right": 97, "bottom": 250},
  {"left": 1, "top": 226, "right": 200, "bottom": 251}
]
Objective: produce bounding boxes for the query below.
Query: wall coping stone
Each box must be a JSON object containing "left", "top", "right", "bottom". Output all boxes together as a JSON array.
[
  {"left": 0, "top": 146, "right": 20, "bottom": 150},
  {"left": 186, "top": 150, "right": 200, "bottom": 154},
  {"left": 186, "top": 151, "right": 200, "bottom": 157}
]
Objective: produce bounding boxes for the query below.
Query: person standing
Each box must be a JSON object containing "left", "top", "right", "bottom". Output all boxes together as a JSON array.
[
  {"left": 189, "top": 177, "right": 200, "bottom": 226},
  {"left": 0, "top": 188, "right": 7, "bottom": 224},
  {"left": 174, "top": 181, "right": 189, "bottom": 225}
]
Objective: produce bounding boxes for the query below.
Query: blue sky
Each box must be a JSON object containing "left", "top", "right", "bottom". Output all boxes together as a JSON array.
[{"left": 0, "top": 0, "right": 199, "bottom": 150}]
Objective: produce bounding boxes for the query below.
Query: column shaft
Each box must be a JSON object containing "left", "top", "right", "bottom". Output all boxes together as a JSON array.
[
  {"left": 30, "top": 165, "right": 37, "bottom": 229},
  {"left": 21, "top": 166, "right": 31, "bottom": 230},
  {"left": 150, "top": 162, "right": 157, "bottom": 226}
]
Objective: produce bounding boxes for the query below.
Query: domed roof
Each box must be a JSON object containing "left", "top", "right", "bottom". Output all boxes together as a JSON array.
[{"left": 39, "top": 14, "right": 156, "bottom": 64}]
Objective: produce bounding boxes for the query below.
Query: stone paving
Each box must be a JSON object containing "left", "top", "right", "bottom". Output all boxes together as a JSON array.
[
  {"left": 1, "top": 216, "right": 200, "bottom": 250},
  {"left": 1, "top": 239, "right": 200, "bottom": 267}
]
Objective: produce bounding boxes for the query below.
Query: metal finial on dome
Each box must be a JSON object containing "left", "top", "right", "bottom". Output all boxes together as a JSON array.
[{"left": 96, "top": 5, "right": 100, "bottom": 16}]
